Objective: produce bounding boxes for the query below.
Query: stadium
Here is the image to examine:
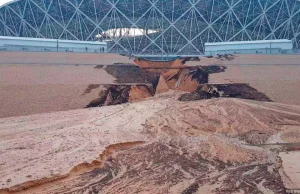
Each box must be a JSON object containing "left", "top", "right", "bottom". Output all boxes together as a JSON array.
[{"left": 0, "top": 0, "right": 300, "bottom": 55}]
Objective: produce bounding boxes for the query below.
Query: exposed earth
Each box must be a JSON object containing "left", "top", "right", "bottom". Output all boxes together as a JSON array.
[
  {"left": 0, "top": 52, "right": 300, "bottom": 193},
  {"left": 1, "top": 93, "right": 300, "bottom": 193},
  {"left": 1, "top": 52, "right": 300, "bottom": 117}
]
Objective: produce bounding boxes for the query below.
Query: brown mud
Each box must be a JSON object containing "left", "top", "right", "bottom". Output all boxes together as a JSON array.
[
  {"left": 2, "top": 141, "right": 286, "bottom": 194},
  {"left": 2, "top": 95, "right": 300, "bottom": 193},
  {"left": 89, "top": 58, "right": 275, "bottom": 110},
  {"left": 90, "top": 61, "right": 227, "bottom": 108},
  {"left": 3, "top": 54, "right": 297, "bottom": 194},
  {"left": 85, "top": 84, "right": 154, "bottom": 108},
  {"left": 96, "top": 62, "right": 226, "bottom": 93},
  {"left": 179, "top": 84, "right": 272, "bottom": 102},
  {"left": 0, "top": 141, "right": 144, "bottom": 194}
]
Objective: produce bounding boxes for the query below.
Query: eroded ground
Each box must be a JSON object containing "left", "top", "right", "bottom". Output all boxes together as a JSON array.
[
  {"left": 1, "top": 93, "right": 300, "bottom": 194},
  {"left": 1, "top": 53, "right": 300, "bottom": 193}
]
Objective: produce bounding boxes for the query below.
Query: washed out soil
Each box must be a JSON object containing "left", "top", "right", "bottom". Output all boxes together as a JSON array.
[
  {"left": 98, "top": 64, "right": 226, "bottom": 93},
  {"left": 179, "top": 84, "right": 272, "bottom": 102},
  {"left": 96, "top": 64, "right": 161, "bottom": 91},
  {"left": 85, "top": 84, "right": 154, "bottom": 108}
]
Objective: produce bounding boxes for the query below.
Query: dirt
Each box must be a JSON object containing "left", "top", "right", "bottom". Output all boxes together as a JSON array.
[
  {"left": 134, "top": 58, "right": 226, "bottom": 92},
  {"left": 0, "top": 52, "right": 134, "bottom": 65},
  {"left": 82, "top": 84, "right": 101, "bottom": 94},
  {"left": 179, "top": 84, "right": 272, "bottom": 102},
  {"left": 85, "top": 84, "right": 154, "bottom": 108},
  {"left": 0, "top": 64, "right": 116, "bottom": 118},
  {"left": 209, "top": 64, "right": 300, "bottom": 106},
  {"left": 55, "top": 142, "right": 284, "bottom": 194},
  {"left": 0, "top": 141, "right": 144, "bottom": 193},
  {"left": 100, "top": 61, "right": 226, "bottom": 95},
  {"left": 1, "top": 52, "right": 300, "bottom": 193},
  {"left": 239, "top": 131, "right": 272, "bottom": 144},
  {"left": 2, "top": 95, "right": 300, "bottom": 193},
  {"left": 97, "top": 65, "right": 161, "bottom": 92},
  {"left": 134, "top": 58, "right": 184, "bottom": 70},
  {"left": 129, "top": 85, "right": 154, "bottom": 102},
  {"left": 155, "top": 75, "right": 169, "bottom": 94}
]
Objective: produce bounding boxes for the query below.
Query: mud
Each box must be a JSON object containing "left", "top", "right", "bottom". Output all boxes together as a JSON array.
[
  {"left": 215, "top": 54, "right": 235, "bottom": 61},
  {"left": 179, "top": 84, "right": 272, "bottom": 102},
  {"left": 82, "top": 84, "right": 101, "bottom": 94},
  {"left": 0, "top": 141, "right": 144, "bottom": 194},
  {"left": 96, "top": 65, "right": 161, "bottom": 92},
  {"left": 2, "top": 95, "right": 300, "bottom": 193},
  {"left": 2, "top": 54, "right": 300, "bottom": 194},
  {"left": 85, "top": 84, "right": 154, "bottom": 108},
  {"left": 7, "top": 141, "right": 285, "bottom": 194},
  {"left": 103, "top": 65, "right": 160, "bottom": 85},
  {"left": 99, "top": 63, "right": 226, "bottom": 94},
  {"left": 239, "top": 131, "right": 272, "bottom": 144}
]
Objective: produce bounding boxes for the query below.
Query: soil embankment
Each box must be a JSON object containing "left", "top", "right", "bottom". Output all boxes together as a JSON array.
[
  {"left": 134, "top": 58, "right": 226, "bottom": 92},
  {"left": 97, "top": 61, "right": 226, "bottom": 94},
  {"left": 179, "top": 84, "right": 272, "bottom": 102},
  {"left": 88, "top": 62, "right": 227, "bottom": 108},
  {"left": 85, "top": 84, "right": 154, "bottom": 108}
]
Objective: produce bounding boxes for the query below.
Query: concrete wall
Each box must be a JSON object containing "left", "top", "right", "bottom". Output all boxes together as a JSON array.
[{"left": 0, "top": 36, "right": 107, "bottom": 53}]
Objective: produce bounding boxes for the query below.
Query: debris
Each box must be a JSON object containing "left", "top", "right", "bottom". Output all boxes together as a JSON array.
[{"left": 179, "top": 84, "right": 272, "bottom": 102}]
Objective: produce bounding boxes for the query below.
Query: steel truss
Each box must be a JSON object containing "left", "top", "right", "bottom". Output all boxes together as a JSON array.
[{"left": 0, "top": 0, "right": 299, "bottom": 55}]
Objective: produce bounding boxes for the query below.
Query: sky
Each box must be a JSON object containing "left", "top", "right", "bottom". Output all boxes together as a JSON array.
[{"left": 0, "top": 0, "right": 13, "bottom": 6}]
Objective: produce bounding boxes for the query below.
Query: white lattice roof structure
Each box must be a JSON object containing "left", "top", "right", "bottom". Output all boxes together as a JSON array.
[{"left": 0, "top": 0, "right": 299, "bottom": 55}]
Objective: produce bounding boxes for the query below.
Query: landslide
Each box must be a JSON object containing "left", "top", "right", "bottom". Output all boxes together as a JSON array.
[
  {"left": 96, "top": 60, "right": 226, "bottom": 95},
  {"left": 145, "top": 98, "right": 300, "bottom": 140},
  {"left": 2, "top": 94, "right": 300, "bottom": 194},
  {"left": 134, "top": 58, "right": 226, "bottom": 92},
  {"left": 85, "top": 84, "right": 154, "bottom": 108},
  {"left": 95, "top": 64, "right": 161, "bottom": 91},
  {"left": 179, "top": 84, "right": 272, "bottom": 102}
]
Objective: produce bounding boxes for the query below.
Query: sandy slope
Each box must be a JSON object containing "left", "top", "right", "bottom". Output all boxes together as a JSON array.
[
  {"left": 0, "top": 94, "right": 171, "bottom": 190},
  {"left": 1, "top": 93, "right": 300, "bottom": 193},
  {"left": 279, "top": 151, "right": 300, "bottom": 190}
]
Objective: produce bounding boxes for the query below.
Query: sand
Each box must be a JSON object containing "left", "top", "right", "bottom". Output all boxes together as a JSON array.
[
  {"left": 279, "top": 151, "right": 300, "bottom": 190},
  {"left": 1, "top": 93, "right": 300, "bottom": 193},
  {"left": 0, "top": 64, "right": 115, "bottom": 118},
  {"left": 0, "top": 93, "right": 172, "bottom": 191},
  {"left": 209, "top": 64, "right": 300, "bottom": 106}
]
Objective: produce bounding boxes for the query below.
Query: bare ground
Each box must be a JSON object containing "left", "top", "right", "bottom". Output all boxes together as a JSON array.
[
  {"left": 1, "top": 53, "right": 300, "bottom": 193},
  {"left": 209, "top": 64, "right": 300, "bottom": 106},
  {"left": 0, "top": 64, "right": 116, "bottom": 118},
  {"left": 1, "top": 93, "right": 300, "bottom": 193}
]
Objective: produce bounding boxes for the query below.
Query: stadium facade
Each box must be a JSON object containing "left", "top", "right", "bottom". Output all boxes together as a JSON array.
[{"left": 0, "top": 0, "right": 299, "bottom": 55}]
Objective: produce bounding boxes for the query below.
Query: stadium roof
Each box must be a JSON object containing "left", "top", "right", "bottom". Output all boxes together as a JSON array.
[{"left": 0, "top": 0, "right": 299, "bottom": 55}]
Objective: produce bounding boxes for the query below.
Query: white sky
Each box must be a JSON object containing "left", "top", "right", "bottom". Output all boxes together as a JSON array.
[{"left": 0, "top": 0, "right": 13, "bottom": 6}]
